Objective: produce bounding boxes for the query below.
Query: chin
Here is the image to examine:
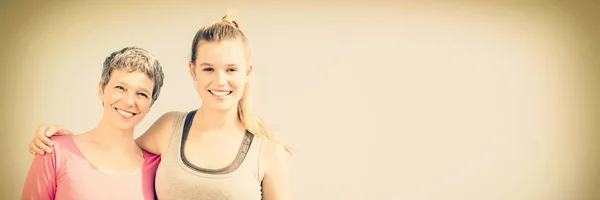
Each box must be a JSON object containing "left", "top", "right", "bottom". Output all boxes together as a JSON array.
[
  {"left": 112, "top": 120, "right": 139, "bottom": 131},
  {"left": 209, "top": 103, "right": 236, "bottom": 112}
]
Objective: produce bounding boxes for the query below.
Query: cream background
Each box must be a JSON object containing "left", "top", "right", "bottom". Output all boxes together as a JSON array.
[{"left": 1, "top": 0, "right": 599, "bottom": 199}]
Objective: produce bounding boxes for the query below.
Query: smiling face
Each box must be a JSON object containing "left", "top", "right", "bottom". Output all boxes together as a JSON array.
[
  {"left": 98, "top": 68, "right": 155, "bottom": 131},
  {"left": 189, "top": 39, "right": 251, "bottom": 112}
]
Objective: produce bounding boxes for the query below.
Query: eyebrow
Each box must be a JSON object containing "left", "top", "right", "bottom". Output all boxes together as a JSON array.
[
  {"left": 198, "top": 62, "right": 239, "bottom": 68},
  {"left": 118, "top": 81, "right": 152, "bottom": 95}
]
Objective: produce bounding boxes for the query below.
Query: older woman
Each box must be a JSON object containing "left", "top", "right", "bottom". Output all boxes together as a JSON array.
[{"left": 22, "top": 46, "right": 165, "bottom": 200}]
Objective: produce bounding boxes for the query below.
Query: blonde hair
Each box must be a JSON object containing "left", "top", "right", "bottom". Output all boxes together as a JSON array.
[{"left": 190, "top": 10, "right": 291, "bottom": 155}]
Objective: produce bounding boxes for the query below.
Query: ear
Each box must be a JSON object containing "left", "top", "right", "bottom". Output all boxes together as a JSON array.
[
  {"left": 246, "top": 65, "right": 253, "bottom": 82},
  {"left": 189, "top": 61, "right": 196, "bottom": 79},
  {"left": 98, "top": 81, "right": 105, "bottom": 103}
]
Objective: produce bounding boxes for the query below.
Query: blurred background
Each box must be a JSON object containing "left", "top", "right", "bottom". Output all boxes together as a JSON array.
[{"left": 0, "top": 0, "right": 598, "bottom": 199}]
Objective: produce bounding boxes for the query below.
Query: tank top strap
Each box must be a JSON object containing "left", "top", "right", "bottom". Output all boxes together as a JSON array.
[
  {"left": 163, "top": 110, "right": 191, "bottom": 158},
  {"left": 239, "top": 134, "right": 266, "bottom": 182}
]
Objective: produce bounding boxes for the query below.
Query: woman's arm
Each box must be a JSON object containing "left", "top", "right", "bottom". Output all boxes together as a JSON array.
[
  {"left": 28, "top": 125, "right": 72, "bottom": 155},
  {"left": 27, "top": 112, "right": 179, "bottom": 156},
  {"left": 261, "top": 140, "right": 292, "bottom": 200},
  {"left": 134, "top": 111, "right": 180, "bottom": 156},
  {"left": 21, "top": 146, "right": 58, "bottom": 200}
]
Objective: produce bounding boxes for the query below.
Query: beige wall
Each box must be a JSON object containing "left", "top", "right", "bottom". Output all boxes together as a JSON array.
[{"left": 1, "top": 0, "right": 599, "bottom": 199}]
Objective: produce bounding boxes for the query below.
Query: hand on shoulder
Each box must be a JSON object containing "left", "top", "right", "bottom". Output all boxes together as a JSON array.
[{"left": 28, "top": 124, "right": 72, "bottom": 155}]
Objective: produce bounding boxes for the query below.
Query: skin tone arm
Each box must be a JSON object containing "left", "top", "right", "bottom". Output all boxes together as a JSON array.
[
  {"left": 134, "top": 111, "right": 179, "bottom": 155},
  {"left": 261, "top": 140, "right": 292, "bottom": 200},
  {"left": 28, "top": 125, "right": 72, "bottom": 155},
  {"left": 28, "top": 111, "right": 180, "bottom": 156}
]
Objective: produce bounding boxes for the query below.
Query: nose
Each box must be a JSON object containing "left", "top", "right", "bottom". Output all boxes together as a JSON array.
[
  {"left": 123, "top": 92, "right": 135, "bottom": 106},
  {"left": 216, "top": 71, "right": 228, "bottom": 86}
]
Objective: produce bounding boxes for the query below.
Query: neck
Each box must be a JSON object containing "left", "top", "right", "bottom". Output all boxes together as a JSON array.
[
  {"left": 196, "top": 106, "right": 244, "bottom": 132},
  {"left": 86, "top": 116, "right": 137, "bottom": 149}
]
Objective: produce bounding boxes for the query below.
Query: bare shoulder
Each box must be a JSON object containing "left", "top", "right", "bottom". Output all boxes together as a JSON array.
[
  {"left": 263, "top": 139, "right": 291, "bottom": 158},
  {"left": 259, "top": 137, "right": 292, "bottom": 200},
  {"left": 261, "top": 138, "right": 292, "bottom": 170},
  {"left": 143, "top": 111, "right": 182, "bottom": 138},
  {"left": 136, "top": 111, "right": 186, "bottom": 155}
]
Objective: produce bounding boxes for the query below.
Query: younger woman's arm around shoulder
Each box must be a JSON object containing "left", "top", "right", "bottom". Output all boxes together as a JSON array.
[
  {"left": 135, "top": 111, "right": 180, "bottom": 156},
  {"left": 261, "top": 140, "right": 292, "bottom": 200},
  {"left": 21, "top": 145, "right": 59, "bottom": 200}
]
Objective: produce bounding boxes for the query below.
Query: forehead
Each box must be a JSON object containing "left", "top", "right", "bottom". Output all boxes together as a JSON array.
[
  {"left": 108, "top": 69, "right": 154, "bottom": 90},
  {"left": 196, "top": 39, "right": 247, "bottom": 65}
]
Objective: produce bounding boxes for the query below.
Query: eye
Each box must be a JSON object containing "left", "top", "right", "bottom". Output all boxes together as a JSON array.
[
  {"left": 115, "top": 86, "right": 125, "bottom": 91},
  {"left": 202, "top": 67, "right": 214, "bottom": 72},
  {"left": 227, "top": 68, "right": 238, "bottom": 72},
  {"left": 137, "top": 93, "right": 149, "bottom": 98}
]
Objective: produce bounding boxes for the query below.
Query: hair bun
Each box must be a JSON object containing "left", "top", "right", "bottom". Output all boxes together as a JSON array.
[{"left": 221, "top": 9, "right": 240, "bottom": 28}]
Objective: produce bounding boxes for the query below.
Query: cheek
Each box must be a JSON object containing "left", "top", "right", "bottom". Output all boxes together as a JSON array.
[
  {"left": 103, "top": 92, "right": 122, "bottom": 104},
  {"left": 232, "top": 83, "right": 247, "bottom": 99},
  {"left": 231, "top": 75, "right": 247, "bottom": 88},
  {"left": 137, "top": 99, "right": 152, "bottom": 112},
  {"left": 195, "top": 75, "right": 211, "bottom": 87}
]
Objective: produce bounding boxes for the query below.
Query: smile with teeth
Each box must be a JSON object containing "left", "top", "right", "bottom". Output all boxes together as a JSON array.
[
  {"left": 115, "top": 108, "right": 137, "bottom": 117},
  {"left": 209, "top": 90, "right": 232, "bottom": 97}
]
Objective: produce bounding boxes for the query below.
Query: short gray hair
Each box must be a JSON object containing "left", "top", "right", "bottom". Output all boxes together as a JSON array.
[{"left": 100, "top": 46, "right": 165, "bottom": 105}]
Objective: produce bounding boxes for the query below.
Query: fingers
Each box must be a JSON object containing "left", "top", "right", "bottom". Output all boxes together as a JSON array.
[
  {"left": 35, "top": 125, "right": 48, "bottom": 139},
  {"left": 29, "top": 141, "right": 46, "bottom": 155},
  {"left": 28, "top": 143, "right": 36, "bottom": 155},
  {"left": 52, "top": 126, "right": 70, "bottom": 136},
  {"left": 45, "top": 125, "right": 70, "bottom": 136},
  {"left": 40, "top": 135, "right": 54, "bottom": 150},
  {"left": 43, "top": 127, "right": 57, "bottom": 143},
  {"left": 34, "top": 136, "right": 52, "bottom": 153},
  {"left": 29, "top": 125, "right": 58, "bottom": 156},
  {"left": 37, "top": 125, "right": 55, "bottom": 146},
  {"left": 31, "top": 126, "right": 48, "bottom": 155}
]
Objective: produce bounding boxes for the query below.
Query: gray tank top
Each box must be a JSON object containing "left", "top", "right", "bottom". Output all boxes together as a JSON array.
[{"left": 155, "top": 110, "right": 265, "bottom": 200}]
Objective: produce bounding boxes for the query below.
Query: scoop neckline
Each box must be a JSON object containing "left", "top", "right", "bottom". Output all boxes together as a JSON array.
[
  {"left": 178, "top": 109, "right": 254, "bottom": 176},
  {"left": 68, "top": 134, "right": 148, "bottom": 177}
]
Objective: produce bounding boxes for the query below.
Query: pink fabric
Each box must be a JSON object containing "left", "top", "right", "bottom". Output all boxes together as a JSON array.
[{"left": 21, "top": 135, "right": 160, "bottom": 200}]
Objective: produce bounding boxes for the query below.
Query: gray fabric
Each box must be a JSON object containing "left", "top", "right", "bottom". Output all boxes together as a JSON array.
[{"left": 155, "top": 111, "right": 264, "bottom": 200}]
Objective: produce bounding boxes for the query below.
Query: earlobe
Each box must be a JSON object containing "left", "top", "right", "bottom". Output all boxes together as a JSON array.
[
  {"left": 246, "top": 65, "right": 253, "bottom": 81},
  {"left": 189, "top": 62, "right": 196, "bottom": 79},
  {"left": 97, "top": 82, "right": 103, "bottom": 96},
  {"left": 97, "top": 81, "right": 104, "bottom": 103}
]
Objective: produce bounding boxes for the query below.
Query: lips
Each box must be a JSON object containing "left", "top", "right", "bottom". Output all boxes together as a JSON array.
[
  {"left": 114, "top": 107, "right": 138, "bottom": 118},
  {"left": 208, "top": 90, "right": 232, "bottom": 97}
]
